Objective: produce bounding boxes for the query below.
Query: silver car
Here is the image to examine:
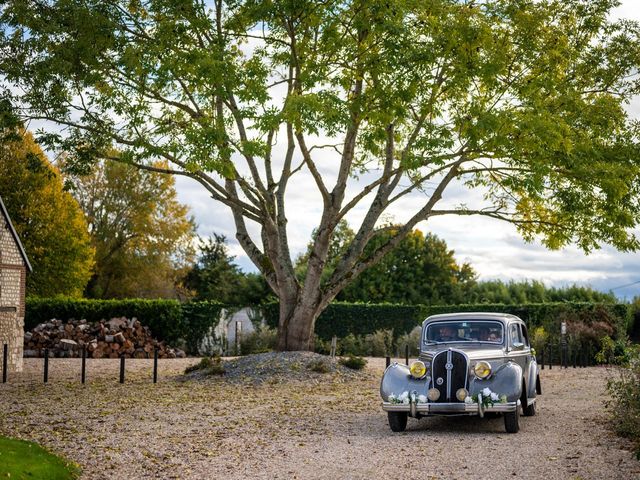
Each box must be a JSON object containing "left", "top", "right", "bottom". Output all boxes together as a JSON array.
[{"left": 381, "top": 312, "right": 541, "bottom": 433}]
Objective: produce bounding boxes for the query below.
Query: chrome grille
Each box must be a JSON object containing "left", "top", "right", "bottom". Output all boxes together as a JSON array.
[{"left": 431, "top": 349, "right": 468, "bottom": 402}]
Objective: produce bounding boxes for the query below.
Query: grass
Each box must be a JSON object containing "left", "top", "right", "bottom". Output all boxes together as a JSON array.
[
  {"left": 184, "top": 356, "right": 225, "bottom": 375},
  {"left": 0, "top": 436, "right": 80, "bottom": 480}
]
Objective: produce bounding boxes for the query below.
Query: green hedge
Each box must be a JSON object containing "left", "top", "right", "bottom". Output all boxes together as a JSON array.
[
  {"left": 262, "top": 301, "right": 632, "bottom": 340},
  {"left": 26, "top": 298, "right": 631, "bottom": 355},
  {"left": 25, "top": 298, "right": 224, "bottom": 352},
  {"left": 423, "top": 302, "right": 632, "bottom": 337},
  {"left": 262, "top": 302, "right": 422, "bottom": 340},
  {"left": 180, "top": 301, "right": 225, "bottom": 353}
]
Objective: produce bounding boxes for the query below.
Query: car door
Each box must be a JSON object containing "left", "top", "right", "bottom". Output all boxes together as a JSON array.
[
  {"left": 519, "top": 323, "right": 537, "bottom": 399},
  {"left": 508, "top": 322, "right": 527, "bottom": 379}
]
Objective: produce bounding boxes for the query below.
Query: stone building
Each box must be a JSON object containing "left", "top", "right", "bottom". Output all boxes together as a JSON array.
[{"left": 0, "top": 195, "right": 31, "bottom": 373}]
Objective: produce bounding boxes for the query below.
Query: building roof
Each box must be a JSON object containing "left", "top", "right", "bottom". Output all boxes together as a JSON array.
[{"left": 0, "top": 195, "right": 32, "bottom": 272}]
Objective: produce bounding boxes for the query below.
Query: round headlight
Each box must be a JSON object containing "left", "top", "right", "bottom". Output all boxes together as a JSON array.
[
  {"left": 456, "top": 388, "right": 469, "bottom": 402},
  {"left": 427, "top": 388, "right": 440, "bottom": 401},
  {"left": 410, "top": 360, "right": 427, "bottom": 378},
  {"left": 474, "top": 361, "right": 492, "bottom": 379}
]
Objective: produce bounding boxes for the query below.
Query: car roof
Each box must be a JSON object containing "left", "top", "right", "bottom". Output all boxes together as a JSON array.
[{"left": 423, "top": 312, "right": 522, "bottom": 325}]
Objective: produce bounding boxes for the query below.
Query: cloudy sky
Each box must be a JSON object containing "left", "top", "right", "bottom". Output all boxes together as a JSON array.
[{"left": 165, "top": 1, "right": 640, "bottom": 300}]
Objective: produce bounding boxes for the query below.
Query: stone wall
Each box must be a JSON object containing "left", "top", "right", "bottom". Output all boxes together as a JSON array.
[{"left": 0, "top": 218, "right": 26, "bottom": 373}]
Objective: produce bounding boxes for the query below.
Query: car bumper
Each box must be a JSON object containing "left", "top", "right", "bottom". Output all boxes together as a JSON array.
[{"left": 382, "top": 400, "right": 520, "bottom": 416}]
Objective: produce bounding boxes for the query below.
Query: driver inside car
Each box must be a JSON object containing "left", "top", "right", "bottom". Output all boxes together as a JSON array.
[{"left": 435, "top": 325, "right": 465, "bottom": 342}]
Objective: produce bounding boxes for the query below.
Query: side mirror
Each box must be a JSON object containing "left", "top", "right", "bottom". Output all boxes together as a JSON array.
[{"left": 512, "top": 342, "right": 525, "bottom": 351}]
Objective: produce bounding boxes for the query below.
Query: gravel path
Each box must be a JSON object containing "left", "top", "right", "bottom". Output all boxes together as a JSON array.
[{"left": 0, "top": 358, "right": 638, "bottom": 479}]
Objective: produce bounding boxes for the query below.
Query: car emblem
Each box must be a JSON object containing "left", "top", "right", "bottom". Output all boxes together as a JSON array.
[
  {"left": 436, "top": 377, "right": 444, "bottom": 385},
  {"left": 445, "top": 362, "right": 453, "bottom": 370}
]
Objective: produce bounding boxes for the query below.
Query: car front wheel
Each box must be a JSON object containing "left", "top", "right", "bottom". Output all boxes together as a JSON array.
[
  {"left": 504, "top": 407, "right": 520, "bottom": 433},
  {"left": 522, "top": 398, "right": 536, "bottom": 416},
  {"left": 388, "top": 412, "right": 408, "bottom": 432}
]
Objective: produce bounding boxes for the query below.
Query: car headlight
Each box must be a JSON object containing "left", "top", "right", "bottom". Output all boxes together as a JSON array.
[
  {"left": 473, "top": 361, "right": 492, "bottom": 379},
  {"left": 427, "top": 388, "right": 440, "bottom": 401},
  {"left": 456, "top": 388, "right": 469, "bottom": 402},
  {"left": 409, "top": 360, "right": 427, "bottom": 378}
]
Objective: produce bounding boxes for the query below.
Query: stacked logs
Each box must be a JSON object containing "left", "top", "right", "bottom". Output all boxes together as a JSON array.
[{"left": 23, "top": 318, "right": 186, "bottom": 359}]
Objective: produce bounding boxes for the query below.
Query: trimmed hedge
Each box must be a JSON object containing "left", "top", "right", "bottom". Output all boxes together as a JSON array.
[
  {"left": 25, "top": 298, "right": 224, "bottom": 352},
  {"left": 423, "top": 302, "right": 632, "bottom": 337},
  {"left": 180, "top": 301, "right": 225, "bottom": 353},
  {"left": 262, "top": 301, "right": 632, "bottom": 340},
  {"left": 261, "top": 302, "right": 421, "bottom": 340},
  {"left": 26, "top": 298, "right": 632, "bottom": 355}
]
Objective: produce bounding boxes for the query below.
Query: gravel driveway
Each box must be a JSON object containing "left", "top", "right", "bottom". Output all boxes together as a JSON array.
[{"left": 0, "top": 358, "right": 638, "bottom": 479}]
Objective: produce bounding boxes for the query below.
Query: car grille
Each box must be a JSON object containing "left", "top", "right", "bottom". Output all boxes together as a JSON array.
[{"left": 431, "top": 349, "right": 468, "bottom": 402}]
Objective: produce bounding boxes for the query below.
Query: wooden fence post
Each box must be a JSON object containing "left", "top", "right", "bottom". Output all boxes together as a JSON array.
[
  {"left": 44, "top": 349, "right": 49, "bottom": 383},
  {"left": 153, "top": 347, "right": 158, "bottom": 384},
  {"left": 81, "top": 346, "right": 86, "bottom": 384},
  {"left": 119, "top": 355, "right": 125, "bottom": 384}
]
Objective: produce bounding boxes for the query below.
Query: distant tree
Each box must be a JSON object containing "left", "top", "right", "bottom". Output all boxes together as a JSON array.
[
  {"left": 185, "top": 234, "right": 272, "bottom": 305},
  {"left": 465, "top": 280, "right": 616, "bottom": 304},
  {"left": 339, "top": 228, "right": 476, "bottom": 304},
  {"left": 296, "top": 222, "right": 476, "bottom": 304},
  {"left": 69, "top": 159, "right": 196, "bottom": 299},
  {"left": 0, "top": 130, "right": 94, "bottom": 297}
]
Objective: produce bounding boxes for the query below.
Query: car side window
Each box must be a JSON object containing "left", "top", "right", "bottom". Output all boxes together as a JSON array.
[
  {"left": 520, "top": 324, "right": 530, "bottom": 347},
  {"left": 510, "top": 324, "right": 522, "bottom": 346}
]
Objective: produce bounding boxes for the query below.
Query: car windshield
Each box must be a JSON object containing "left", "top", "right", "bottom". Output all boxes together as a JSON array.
[{"left": 425, "top": 321, "right": 504, "bottom": 344}]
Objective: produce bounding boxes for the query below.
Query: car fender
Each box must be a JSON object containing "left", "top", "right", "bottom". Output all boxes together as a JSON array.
[
  {"left": 469, "top": 361, "right": 522, "bottom": 403},
  {"left": 380, "top": 363, "right": 429, "bottom": 401},
  {"left": 526, "top": 358, "right": 538, "bottom": 400}
]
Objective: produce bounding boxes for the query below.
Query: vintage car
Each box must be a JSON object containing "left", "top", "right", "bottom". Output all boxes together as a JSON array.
[{"left": 380, "top": 312, "right": 541, "bottom": 433}]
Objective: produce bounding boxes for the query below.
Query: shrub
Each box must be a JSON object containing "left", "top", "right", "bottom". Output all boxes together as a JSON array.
[
  {"left": 184, "top": 356, "right": 225, "bottom": 375},
  {"left": 308, "top": 359, "right": 331, "bottom": 373},
  {"left": 339, "top": 355, "right": 367, "bottom": 370},
  {"left": 363, "top": 329, "right": 394, "bottom": 357},
  {"left": 530, "top": 326, "right": 548, "bottom": 352},
  {"left": 339, "top": 333, "right": 365, "bottom": 356},
  {"left": 313, "top": 335, "right": 331, "bottom": 355},
  {"left": 606, "top": 345, "right": 640, "bottom": 457},
  {"left": 397, "top": 326, "right": 422, "bottom": 357},
  {"left": 336, "top": 330, "right": 394, "bottom": 357},
  {"left": 241, "top": 325, "right": 278, "bottom": 355},
  {"left": 596, "top": 336, "right": 634, "bottom": 366}
]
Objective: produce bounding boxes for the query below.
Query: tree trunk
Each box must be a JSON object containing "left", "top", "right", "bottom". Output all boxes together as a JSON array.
[{"left": 276, "top": 300, "right": 320, "bottom": 351}]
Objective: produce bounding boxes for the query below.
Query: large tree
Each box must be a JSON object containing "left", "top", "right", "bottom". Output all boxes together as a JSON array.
[
  {"left": 69, "top": 159, "right": 196, "bottom": 299},
  {"left": 2, "top": 0, "right": 640, "bottom": 349},
  {"left": 0, "top": 130, "right": 94, "bottom": 297}
]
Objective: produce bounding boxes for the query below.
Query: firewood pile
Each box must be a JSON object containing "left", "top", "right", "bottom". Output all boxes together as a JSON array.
[{"left": 23, "top": 318, "right": 186, "bottom": 359}]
